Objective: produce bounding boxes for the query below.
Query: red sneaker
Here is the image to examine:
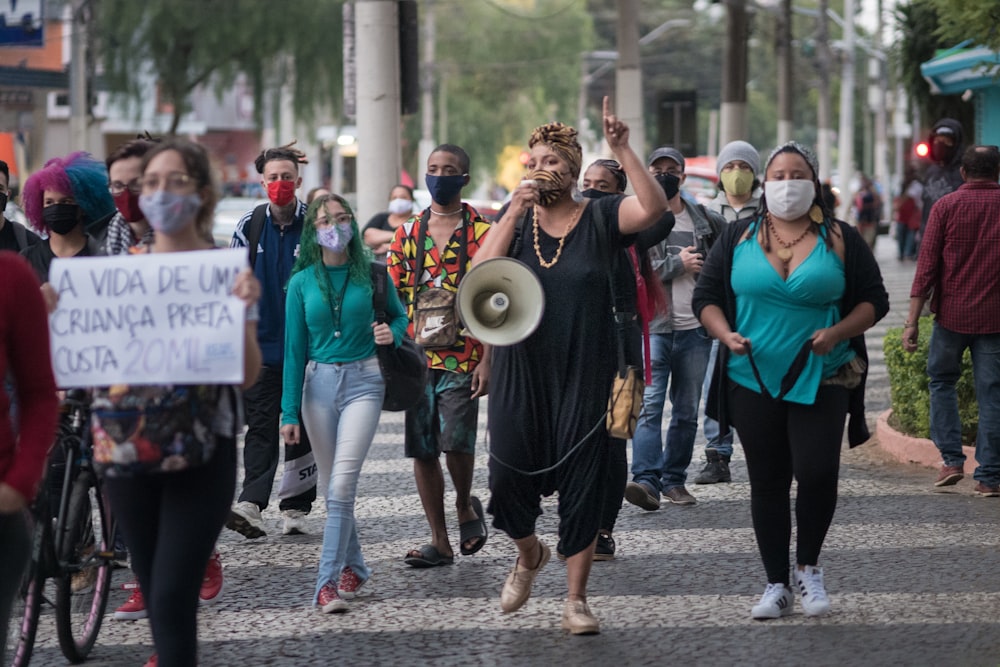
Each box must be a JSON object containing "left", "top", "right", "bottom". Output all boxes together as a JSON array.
[
  {"left": 199, "top": 551, "right": 224, "bottom": 605},
  {"left": 113, "top": 579, "right": 147, "bottom": 620},
  {"left": 337, "top": 566, "right": 366, "bottom": 600},
  {"left": 317, "top": 581, "right": 348, "bottom": 613},
  {"left": 143, "top": 654, "right": 157, "bottom": 667}
]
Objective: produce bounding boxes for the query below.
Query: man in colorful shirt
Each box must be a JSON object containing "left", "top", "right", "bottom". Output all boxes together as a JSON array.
[{"left": 388, "top": 144, "right": 492, "bottom": 567}]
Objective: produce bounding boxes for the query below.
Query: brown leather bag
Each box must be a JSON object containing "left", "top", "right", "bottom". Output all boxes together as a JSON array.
[{"left": 607, "top": 366, "right": 644, "bottom": 439}]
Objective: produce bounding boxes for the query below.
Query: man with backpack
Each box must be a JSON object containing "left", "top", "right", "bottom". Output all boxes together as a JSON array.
[{"left": 228, "top": 144, "right": 317, "bottom": 538}]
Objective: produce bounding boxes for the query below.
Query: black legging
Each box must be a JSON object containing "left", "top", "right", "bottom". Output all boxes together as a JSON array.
[
  {"left": 103, "top": 438, "right": 235, "bottom": 667},
  {"left": 600, "top": 438, "right": 627, "bottom": 533},
  {"left": 728, "top": 384, "right": 848, "bottom": 586}
]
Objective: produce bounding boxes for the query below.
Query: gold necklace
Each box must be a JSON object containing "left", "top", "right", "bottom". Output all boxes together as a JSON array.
[
  {"left": 533, "top": 203, "right": 583, "bottom": 269},
  {"left": 766, "top": 213, "right": 812, "bottom": 263}
]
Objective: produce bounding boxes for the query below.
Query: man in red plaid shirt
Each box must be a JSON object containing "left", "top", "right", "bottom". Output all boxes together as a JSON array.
[{"left": 903, "top": 145, "right": 1000, "bottom": 497}]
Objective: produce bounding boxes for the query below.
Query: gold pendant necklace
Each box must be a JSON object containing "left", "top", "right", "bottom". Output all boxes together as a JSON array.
[
  {"left": 533, "top": 202, "right": 583, "bottom": 269},
  {"left": 767, "top": 213, "right": 811, "bottom": 264}
]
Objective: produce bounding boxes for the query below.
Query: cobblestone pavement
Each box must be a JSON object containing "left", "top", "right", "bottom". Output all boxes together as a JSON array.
[{"left": 25, "top": 237, "right": 1000, "bottom": 666}]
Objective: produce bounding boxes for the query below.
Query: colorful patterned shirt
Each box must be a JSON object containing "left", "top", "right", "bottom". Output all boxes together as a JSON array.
[{"left": 387, "top": 204, "right": 491, "bottom": 373}]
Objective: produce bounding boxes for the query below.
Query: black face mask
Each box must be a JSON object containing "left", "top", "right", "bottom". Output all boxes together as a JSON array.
[
  {"left": 0, "top": 192, "right": 7, "bottom": 216},
  {"left": 581, "top": 188, "right": 615, "bottom": 199},
  {"left": 655, "top": 173, "right": 680, "bottom": 200},
  {"left": 931, "top": 141, "right": 956, "bottom": 164},
  {"left": 43, "top": 203, "right": 82, "bottom": 236}
]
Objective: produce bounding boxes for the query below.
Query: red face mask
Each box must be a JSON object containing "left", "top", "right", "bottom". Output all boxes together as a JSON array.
[
  {"left": 113, "top": 189, "right": 144, "bottom": 223},
  {"left": 267, "top": 180, "right": 296, "bottom": 207}
]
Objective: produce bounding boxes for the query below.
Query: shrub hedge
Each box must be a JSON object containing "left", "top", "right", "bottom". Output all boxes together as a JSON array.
[{"left": 883, "top": 316, "right": 979, "bottom": 445}]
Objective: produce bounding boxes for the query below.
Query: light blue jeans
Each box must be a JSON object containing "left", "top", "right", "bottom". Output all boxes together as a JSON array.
[
  {"left": 701, "top": 339, "right": 734, "bottom": 458},
  {"left": 300, "top": 357, "right": 384, "bottom": 602},
  {"left": 927, "top": 323, "right": 1000, "bottom": 484},
  {"left": 631, "top": 328, "right": 713, "bottom": 492}
]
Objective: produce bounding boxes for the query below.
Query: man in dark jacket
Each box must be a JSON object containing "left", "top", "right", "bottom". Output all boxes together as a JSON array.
[
  {"left": 920, "top": 118, "right": 965, "bottom": 235},
  {"left": 0, "top": 160, "right": 39, "bottom": 253}
]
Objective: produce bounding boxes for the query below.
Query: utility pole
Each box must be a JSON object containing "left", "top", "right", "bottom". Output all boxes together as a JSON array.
[
  {"left": 720, "top": 0, "right": 749, "bottom": 145},
  {"left": 616, "top": 0, "right": 644, "bottom": 157},
  {"left": 836, "top": 0, "right": 856, "bottom": 221},
  {"left": 68, "top": 0, "right": 88, "bottom": 152},
  {"left": 776, "top": 0, "right": 793, "bottom": 144},
  {"left": 815, "top": 0, "right": 833, "bottom": 182},
  {"left": 872, "top": 0, "right": 890, "bottom": 221},
  {"left": 418, "top": 0, "right": 436, "bottom": 185},
  {"left": 355, "top": 0, "right": 401, "bottom": 222}
]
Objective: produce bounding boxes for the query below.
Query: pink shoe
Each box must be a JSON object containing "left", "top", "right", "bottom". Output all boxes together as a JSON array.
[
  {"left": 199, "top": 551, "right": 224, "bottom": 605},
  {"left": 143, "top": 653, "right": 157, "bottom": 667},
  {"left": 337, "top": 566, "right": 366, "bottom": 600},
  {"left": 317, "top": 581, "right": 348, "bottom": 613}
]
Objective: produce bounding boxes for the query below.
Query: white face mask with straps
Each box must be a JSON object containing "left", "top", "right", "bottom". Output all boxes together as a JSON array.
[{"left": 764, "top": 179, "right": 815, "bottom": 220}]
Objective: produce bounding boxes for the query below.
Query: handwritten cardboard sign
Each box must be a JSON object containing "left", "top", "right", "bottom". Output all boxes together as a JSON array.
[{"left": 48, "top": 249, "right": 247, "bottom": 388}]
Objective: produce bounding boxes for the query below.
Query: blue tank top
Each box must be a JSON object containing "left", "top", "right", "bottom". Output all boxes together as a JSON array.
[{"left": 728, "top": 223, "right": 856, "bottom": 404}]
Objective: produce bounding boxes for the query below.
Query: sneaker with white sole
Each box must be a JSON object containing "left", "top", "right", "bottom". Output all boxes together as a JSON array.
[
  {"left": 337, "top": 566, "right": 366, "bottom": 600},
  {"left": 317, "top": 581, "right": 349, "bottom": 613},
  {"left": 199, "top": 551, "right": 224, "bottom": 605},
  {"left": 226, "top": 501, "right": 266, "bottom": 539},
  {"left": 794, "top": 565, "right": 831, "bottom": 616},
  {"left": 751, "top": 583, "right": 794, "bottom": 620},
  {"left": 281, "top": 509, "right": 307, "bottom": 535},
  {"left": 114, "top": 579, "right": 148, "bottom": 620}
]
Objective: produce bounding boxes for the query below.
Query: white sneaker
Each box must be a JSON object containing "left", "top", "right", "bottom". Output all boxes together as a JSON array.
[
  {"left": 794, "top": 565, "right": 831, "bottom": 617},
  {"left": 226, "top": 501, "right": 266, "bottom": 539},
  {"left": 281, "top": 509, "right": 307, "bottom": 535},
  {"left": 751, "top": 583, "right": 794, "bottom": 620}
]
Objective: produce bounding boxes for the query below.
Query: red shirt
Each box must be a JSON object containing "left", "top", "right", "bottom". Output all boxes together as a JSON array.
[
  {"left": 0, "top": 253, "right": 58, "bottom": 501},
  {"left": 911, "top": 181, "right": 1000, "bottom": 334}
]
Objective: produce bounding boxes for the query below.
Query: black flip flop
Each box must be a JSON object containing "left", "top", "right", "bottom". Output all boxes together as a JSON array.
[
  {"left": 459, "top": 495, "right": 489, "bottom": 556},
  {"left": 404, "top": 544, "right": 455, "bottom": 568}
]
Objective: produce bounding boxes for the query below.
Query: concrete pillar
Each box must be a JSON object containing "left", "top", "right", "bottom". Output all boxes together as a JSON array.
[{"left": 616, "top": 0, "right": 644, "bottom": 157}]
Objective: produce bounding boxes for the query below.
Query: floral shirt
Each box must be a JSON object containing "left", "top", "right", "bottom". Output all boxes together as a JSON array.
[{"left": 387, "top": 203, "right": 491, "bottom": 373}]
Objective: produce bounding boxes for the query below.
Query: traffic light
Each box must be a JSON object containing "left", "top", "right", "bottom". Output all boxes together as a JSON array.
[{"left": 914, "top": 141, "right": 930, "bottom": 159}]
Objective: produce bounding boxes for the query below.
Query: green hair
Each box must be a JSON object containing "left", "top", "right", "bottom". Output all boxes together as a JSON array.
[{"left": 290, "top": 194, "right": 374, "bottom": 305}]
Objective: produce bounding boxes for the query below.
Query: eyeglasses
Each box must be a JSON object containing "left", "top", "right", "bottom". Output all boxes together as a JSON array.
[
  {"left": 140, "top": 172, "right": 194, "bottom": 192},
  {"left": 316, "top": 213, "right": 353, "bottom": 226},
  {"left": 109, "top": 179, "right": 142, "bottom": 195}
]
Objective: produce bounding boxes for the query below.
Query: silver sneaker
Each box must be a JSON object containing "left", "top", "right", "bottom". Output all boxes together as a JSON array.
[
  {"left": 794, "top": 566, "right": 831, "bottom": 617},
  {"left": 226, "top": 501, "right": 266, "bottom": 539},
  {"left": 751, "top": 583, "right": 794, "bottom": 620},
  {"left": 281, "top": 509, "right": 307, "bottom": 535}
]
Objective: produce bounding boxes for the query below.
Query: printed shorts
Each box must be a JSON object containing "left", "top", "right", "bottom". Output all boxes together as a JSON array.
[{"left": 404, "top": 369, "right": 480, "bottom": 460}]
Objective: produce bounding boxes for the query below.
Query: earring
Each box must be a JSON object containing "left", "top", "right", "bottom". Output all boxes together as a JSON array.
[{"left": 809, "top": 204, "right": 824, "bottom": 224}]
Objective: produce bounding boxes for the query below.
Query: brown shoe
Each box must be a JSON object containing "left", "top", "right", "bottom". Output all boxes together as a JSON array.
[
  {"left": 624, "top": 481, "right": 660, "bottom": 511},
  {"left": 561, "top": 599, "right": 600, "bottom": 635},
  {"left": 664, "top": 486, "right": 697, "bottom": 506},
  {"left": 974, "top": 481, "right": 1000, "bottom": 497},
  {"left": 934, "top": 465, "right": 964, "bottom": 487},
  {"left": 500, "top": 540, "right": 550, "bottom": 613}
]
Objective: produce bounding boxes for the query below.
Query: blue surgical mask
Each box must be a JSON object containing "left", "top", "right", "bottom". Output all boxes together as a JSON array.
[
  {"left": 425, "top": 174, "right": 466, "bottom": 205},
  {"left": 317, "top": 222, "right": 354, "bottom": 252},
  {"left": 139, "top": 191, "right": 202, "bottom": 236}
]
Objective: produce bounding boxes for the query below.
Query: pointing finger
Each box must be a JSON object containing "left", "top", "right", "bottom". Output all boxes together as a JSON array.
[{"left": 603, "top": 95, "right": 609, "bottom": 120}]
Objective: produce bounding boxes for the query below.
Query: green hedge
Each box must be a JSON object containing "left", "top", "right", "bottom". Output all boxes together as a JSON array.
[{"left": 883, "top": 316, "right": 979, "bottom": 445}]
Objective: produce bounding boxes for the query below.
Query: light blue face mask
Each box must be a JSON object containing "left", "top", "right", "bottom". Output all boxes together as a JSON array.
[
  {"left": 139, "top": 190, "right": 202, "bottom": 236},
  {"left": 317, "top": 222, "right": 354, "bottom": 252}
]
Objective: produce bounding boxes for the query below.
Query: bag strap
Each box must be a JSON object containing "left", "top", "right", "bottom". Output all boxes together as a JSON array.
[
  {"left": 745, "top": 339, "right": 813, "bottom": 400},
  {"left": 246, "top": 204, "right": 269, "bottom": 269},
  {"left": 370, "top": 262, "right": 388, "bottom": 325},
  {"left": 591, "top": 200, "right": 630, "bottom": 379},
  {"left": 414, "top": 208, "right": 468, "bottom": 292},
  {"left": 12, "top": 221, "right": 28, "bottom": 251}
]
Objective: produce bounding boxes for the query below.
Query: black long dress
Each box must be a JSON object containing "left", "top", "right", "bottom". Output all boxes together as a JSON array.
[{"left": 487, "top": 195, "right": 626, "bottom": 558}]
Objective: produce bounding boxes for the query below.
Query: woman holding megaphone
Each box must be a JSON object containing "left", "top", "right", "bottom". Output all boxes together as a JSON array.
[{"left": 472, "top": 97, "right": 667, "bottom": 635}]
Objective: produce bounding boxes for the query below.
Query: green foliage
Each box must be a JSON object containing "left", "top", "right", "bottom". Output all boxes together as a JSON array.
[
  {"left": 93, "top": 0, "right": 344, "bottom": 133},
  {"left": 928, "top": 0, "right": 1000, "bottom": 53},
  {"left": 884, "top": 316, "right": 978, "bottom": 445}
]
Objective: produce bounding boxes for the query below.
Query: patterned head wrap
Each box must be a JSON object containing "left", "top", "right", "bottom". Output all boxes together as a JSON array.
[
  {"left": 765, "top": 141, "right": 819, "bottom": 180},
  {"left": 528, "top": 122, "right": 583, "bottom": 179}
]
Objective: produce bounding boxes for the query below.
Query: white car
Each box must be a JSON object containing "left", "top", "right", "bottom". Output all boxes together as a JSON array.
[{"left": 213, "top": 197, "right": 266, "bottom": 247}]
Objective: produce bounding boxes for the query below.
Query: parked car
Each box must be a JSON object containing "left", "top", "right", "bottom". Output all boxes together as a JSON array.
[{"left": 212, "top": 197, "right": 266, "bottom": 247}]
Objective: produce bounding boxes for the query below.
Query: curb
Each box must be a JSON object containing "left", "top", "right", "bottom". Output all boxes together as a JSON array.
[{"left": 876, "top": 409, "right": 977, "bottom": 475}]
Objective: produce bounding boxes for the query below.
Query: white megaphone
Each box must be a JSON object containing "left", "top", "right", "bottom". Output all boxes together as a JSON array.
[{"left": 456, "top": 257, "right": 544, "bottom": 346}]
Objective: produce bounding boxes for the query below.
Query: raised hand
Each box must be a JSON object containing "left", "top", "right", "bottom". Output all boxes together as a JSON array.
[{"left": 603, "top": 96, "right": 630, "bottom": 153}]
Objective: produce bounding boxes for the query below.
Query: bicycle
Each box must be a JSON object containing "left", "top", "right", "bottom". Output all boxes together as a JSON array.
[{"left": 5, "top": 389, "right": 118, "bottom": 666}]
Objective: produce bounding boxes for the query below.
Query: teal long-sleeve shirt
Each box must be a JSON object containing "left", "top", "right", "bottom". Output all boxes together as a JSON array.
[{"left": 282, "top": 263, "right": 408, "bottom": 424}]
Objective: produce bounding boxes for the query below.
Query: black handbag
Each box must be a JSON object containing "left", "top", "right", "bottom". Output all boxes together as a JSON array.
[{"left": 370, "top": 262, "right": 428, "bottom": 411}]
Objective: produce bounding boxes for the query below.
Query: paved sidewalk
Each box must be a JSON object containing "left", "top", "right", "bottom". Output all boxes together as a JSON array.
[{"left": 26, "top": 237, "right": 1000, "bottom": 666}]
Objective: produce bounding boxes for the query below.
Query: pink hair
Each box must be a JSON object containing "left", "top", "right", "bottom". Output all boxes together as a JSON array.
[{"left": 22, "top": 152, "right": 85, "bottom": 232}]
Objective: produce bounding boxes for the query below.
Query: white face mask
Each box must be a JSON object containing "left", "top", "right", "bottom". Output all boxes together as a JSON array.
[
  {"left": 387, "top": 197, "right": 413, "bottom": 215},
  {"left": 764, "top": 179, "right": 815, "bottom": 220}
]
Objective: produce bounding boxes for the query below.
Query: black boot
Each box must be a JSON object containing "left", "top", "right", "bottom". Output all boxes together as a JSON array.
[{"left": 694, "top": 447, "right": 732, "bottom": 484}]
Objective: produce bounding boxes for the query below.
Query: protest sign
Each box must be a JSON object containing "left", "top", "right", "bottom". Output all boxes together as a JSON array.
[{"left": 48, "top": 248, "right": 247, "bottom": 388}]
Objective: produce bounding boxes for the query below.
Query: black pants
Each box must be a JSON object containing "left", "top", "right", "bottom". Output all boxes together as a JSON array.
[
  {"left": 601, "top": 438, "right": 627, "bottom": 533},
  {"left": 104, "top": 439, "right": 236, "bottom": 667},
  {"left": 0, "top": 510, "right": 30, "bottom": 663},
  {"left": 728, "top": 383, "right": 848, "bottom": 586},
  {"left": 240, "top": 365, "right": 316, "bottom": 512}
]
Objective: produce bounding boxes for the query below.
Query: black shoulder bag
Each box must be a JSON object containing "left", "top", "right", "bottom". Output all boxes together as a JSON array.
[{"left": 370, "top": 262, "right": 428, "bottom": 411}]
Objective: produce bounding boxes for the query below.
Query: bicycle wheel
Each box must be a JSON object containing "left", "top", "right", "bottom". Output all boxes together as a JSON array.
[
  {"left": 55, "top": 471, "right": 112, "bottom": 664},
  {"left": 4, "top": 512, "right": 50, "bottom": 667}
]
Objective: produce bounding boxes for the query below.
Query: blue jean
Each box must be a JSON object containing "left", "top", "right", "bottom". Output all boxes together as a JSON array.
[
  {"left": 927, "top": 323, "right": 1000, "bottom": 484},
  {"left": 631, "top": 328, "right": 713, "bottom": 492},
  {"left": 701, "top": 339, "right": 734, "bottom": 457},
  {"left": 299, "top": 357, "right": 384, "bottom": 601},
  {"left": 896, "top": 222, "right": 917, "bottom": 260}
]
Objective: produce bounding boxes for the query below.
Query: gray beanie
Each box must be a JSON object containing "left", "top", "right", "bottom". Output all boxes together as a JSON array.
[{"left": 716, "top": 141, "right": 760, "bottom": 178}]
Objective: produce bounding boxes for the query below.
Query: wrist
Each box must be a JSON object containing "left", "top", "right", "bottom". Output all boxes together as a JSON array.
[{"left": 903, "top": 320, "right": 918, "bottom": 328}]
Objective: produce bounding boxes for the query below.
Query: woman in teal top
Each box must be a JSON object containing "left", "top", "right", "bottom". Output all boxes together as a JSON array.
[
  {"left": 694, "top": 142, "right": 888, "bottom": 622},
  {"left": 279, "top": 194, "right": 408, "bottom": 614}
]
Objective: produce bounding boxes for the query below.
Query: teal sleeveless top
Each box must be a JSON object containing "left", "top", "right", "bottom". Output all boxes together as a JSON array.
[{"left": 727, "top": 222, "right": 856, "bottom": 404}]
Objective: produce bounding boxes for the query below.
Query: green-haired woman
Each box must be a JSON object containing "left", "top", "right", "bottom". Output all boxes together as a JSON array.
[{"left": 279, "top": 194, "right": 408, "bottom": 613}]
